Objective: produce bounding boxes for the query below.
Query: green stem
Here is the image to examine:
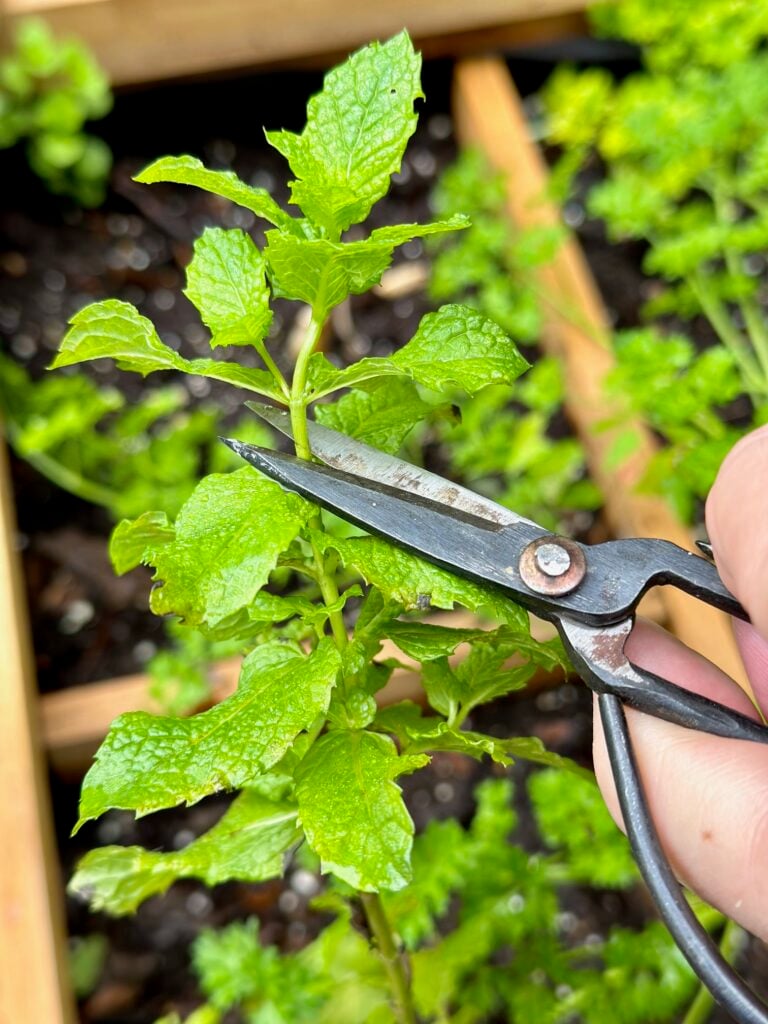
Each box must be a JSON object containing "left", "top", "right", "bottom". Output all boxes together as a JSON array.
[
  {"left": 289, "top": 308, "right": 324, "bottom": 460},
  {"left": 681, "top": 919, "right": 746, "bottom": 1024},
  {"left": 360, "top": 892, "right": 417, "bottom": 1024},
  {"left": 257, "top": 340, "right": 290, "bottom": 398},
  {"left": 688, "top": 273, "right": 764, "bottom": 402},
  {"left": 712, "top": 189, "right": 768, "bottom": 392},
  {"left": 288, "top": 308, "right": 348, "bottom": 652},
  {"left": 288, "top": 311, "right": 417, "bottom": 1021},
  {"left": 4, "top": 423, "right": 121, "bottom": 510}
]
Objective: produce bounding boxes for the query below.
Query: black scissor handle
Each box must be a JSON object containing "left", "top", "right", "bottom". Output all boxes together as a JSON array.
[{"left": 600, "top": 693, "right": 768, "bottom": 1024}]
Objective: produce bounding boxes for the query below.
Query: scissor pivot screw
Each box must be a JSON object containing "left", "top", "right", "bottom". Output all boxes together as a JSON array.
[{"left": 519, "top": 537, "right": 586, "bottom": 596}]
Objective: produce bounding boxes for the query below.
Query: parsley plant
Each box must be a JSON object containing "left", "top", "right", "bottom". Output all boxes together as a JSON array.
[
  {"left": 145, "top": 775, "right": 709, "bottom": 1024},
  {"left": 543, "top": 0, "right": 768, "bottom": 520},
  {"left": 0, "top": 18, "right": 112, "bottom": 206}
]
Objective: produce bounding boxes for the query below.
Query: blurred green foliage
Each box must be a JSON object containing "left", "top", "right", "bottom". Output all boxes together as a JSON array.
[
  {"left": 543, "top": 0, "right": 768, "bottom": 520},
  {"left": 157, "top": 775, "right": 708, "bottom": 1024},
  {"left": 0, "top": 18, "right": 112, "bottom": 205},
  {"left": 428, "top": 149, "right": 600, "bottom": 531},
  {"left": 0, "top": 351, "right": 269, "bottom": 521}
]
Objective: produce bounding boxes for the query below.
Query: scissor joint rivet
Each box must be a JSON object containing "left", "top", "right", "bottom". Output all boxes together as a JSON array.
[
  {"left": 534, "top": 543, "right": 571, "bottom": 577},
  {"left": 519, "top": 537, "right": 586, "bottom": 596}
]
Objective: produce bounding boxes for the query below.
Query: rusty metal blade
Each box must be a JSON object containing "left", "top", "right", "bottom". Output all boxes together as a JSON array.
[{"left": 245, "top": 400, "right": 536, "bottom": 528}]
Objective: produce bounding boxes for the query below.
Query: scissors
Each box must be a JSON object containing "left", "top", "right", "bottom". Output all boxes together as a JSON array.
[{"left": 224, "top": 402, "right": 768, "bottom": 1024}]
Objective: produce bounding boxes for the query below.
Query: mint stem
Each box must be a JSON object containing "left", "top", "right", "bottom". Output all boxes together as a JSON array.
[
  {"left": 288, "top": 308, "right": 349, "bottom": 651},
  {"left": 291, "top": 312, "right": 417, "bottom": 1022},
  {"left": 361, "top": 891, "right": 418, "bottom": 1024}
]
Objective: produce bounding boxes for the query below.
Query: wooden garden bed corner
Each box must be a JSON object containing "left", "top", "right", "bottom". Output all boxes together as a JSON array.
[
  {"left": 0, "top": 434, "right": 76, "bottom": 1024},
  {"left": 3, "top": 0, "right": 588, "bottom": 86},
  {"left": 452, "top": 57, "right": 748, "bottom": 690}
]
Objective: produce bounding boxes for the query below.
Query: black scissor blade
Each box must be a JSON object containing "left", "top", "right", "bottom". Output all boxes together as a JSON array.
[
  {"left": 222, "top": 441, "right": 684, "bottom": 627},
  {"left": 222, "top": 439, "right": 547, "bottom": 603}
]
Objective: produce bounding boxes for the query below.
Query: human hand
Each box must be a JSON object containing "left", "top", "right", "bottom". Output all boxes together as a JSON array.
[{"left": 593, "top": 424, "right": 768, "bottom": 940}]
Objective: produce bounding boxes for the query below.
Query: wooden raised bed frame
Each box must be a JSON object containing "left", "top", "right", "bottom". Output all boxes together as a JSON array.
[
  {"left": 3, "top": 0, "right": 588, "bottom": 85},
  {"left": 2, "top": 50, "right": 748, "bottom": 1024}
]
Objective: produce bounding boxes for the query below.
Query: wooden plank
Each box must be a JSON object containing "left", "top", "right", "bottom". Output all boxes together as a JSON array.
[
  {"left": 453, "top": 57, "right": 748, "bottom": 688},
  {"left": 2, "top": 0, "right": 587, "bottom": 86},
  {"left": 0, "top": 436, "right": 75, "bottom": 1024},
  {"left": 40, "top": 615, "right": 562, "bottom": 773}
]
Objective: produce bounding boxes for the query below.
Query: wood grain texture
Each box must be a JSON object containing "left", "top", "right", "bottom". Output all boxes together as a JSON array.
[
  {"left": 453, "top": 57, "right": 748, "bottom": 688},
  {"left": 0, "top": 436, "right": 75, "bottom": 1024},
  {"left": 3, "top": 0, "right": 587, "bottom": 85}
]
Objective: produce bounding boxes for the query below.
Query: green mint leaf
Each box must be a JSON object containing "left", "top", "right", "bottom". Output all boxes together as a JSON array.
[
  {"left": 295, "top": 730, "right": 427, "bottom": 891},
  {"left": 76, "top": 639, "right": 341, "bottom": 825},
  {"left": 69, "top": 785, "right": 301, "bottom": 914},
  {"left": 52, "top": 299, "right": 186, "bottom": 374},
  {"left": 385, "top": 621, "right": 491, "bottom": 661},
  {"left": 366, "top": 216, "right": 469, "bottom": 247},
  {"left": 266, "top": 31, "right": 422, "bottom": 234},
  {"left": 501, "top": 736, "right": 591, "bottom": 777},
  {"left": 305, "top": 353, "right": 403, "bottom": 399},
  {"left": 265, "top": 218, "right": 464, "bottom": 319},
  {"left": 184, "top": 227, "right": 273, "bottom": 349},
  {"left": 109, "top": 510, "right": 174, "bottom": 575},
  {"left": 181, "top": 359, "right": 284, "bottom": 399},
  {"left": 416, "top": 627, "right": 567, "bottom": 717},
  {"left": 147, "top": 469, "right": 312, "bottom": 629},
  {"left": 374, "top": 702, "right": 513, "bottom": 765},
  {"left": 265, "top": 233, "right": 393, "bottom": 317},
  {"left": 134, "top": 155, "right": 297, "bottom": 232},
  {"left": 375, "top": 702, "right": 587, "bottom": 776},
  {"left": 314, "top": 378, "right": 435, "bottom": 453},
  {"left": 391, "top": 304, "right": 529, "bottom": 395},
  {"left": 53, "top": 300, "right": 284, "bottom": 401},
  {"left": 313, "top": 530, "right": 523, "bottom": 620}
]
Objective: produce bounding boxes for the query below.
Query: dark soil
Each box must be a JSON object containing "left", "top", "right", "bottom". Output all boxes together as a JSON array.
[{"left": 3, "top": 49, "right": 765, "bottom": 1024}]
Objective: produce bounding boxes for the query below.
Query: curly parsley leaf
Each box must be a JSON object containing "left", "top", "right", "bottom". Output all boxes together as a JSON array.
[
  {"left": 134, "top": 154, "right": 297, "bottom": 232},
  {"left": 184, "top": 227, "right": 273, "bottom": 349},
  {"left": 529, "top": 769, "right": 637, "bottom": 887},
  {"left": 52, "top": 300, "right": 284, "bottom": 400},
  {"left": 266, "top": 31, "right": 422, "bottom": 234},
  {"left": 69, "top": 784, "right": 301, "bottom": 914},
  {"left": 76, "top": 639, "right": 341, "bottom": 826},
  {"left": 295, "top": 729, "right": 427, "bottom": 891}
]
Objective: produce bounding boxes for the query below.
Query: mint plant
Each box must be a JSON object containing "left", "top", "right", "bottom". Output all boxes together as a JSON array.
[
  {"left": 57, "top": 33, "right": 582, "bottom": 1022},
  {"left": 543, "top": 0, "right": 768, "bottom": 520},
  {"left": 0, "top": 17, "right": 112, "bottom": 205},
  {"left": 427, "top": 149, "right": 601, "bottom": 531}
]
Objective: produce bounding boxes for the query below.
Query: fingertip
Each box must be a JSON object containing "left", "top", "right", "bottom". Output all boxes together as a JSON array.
[{"left": 706, "top": 424, "right": 768, "bottom": 639}]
